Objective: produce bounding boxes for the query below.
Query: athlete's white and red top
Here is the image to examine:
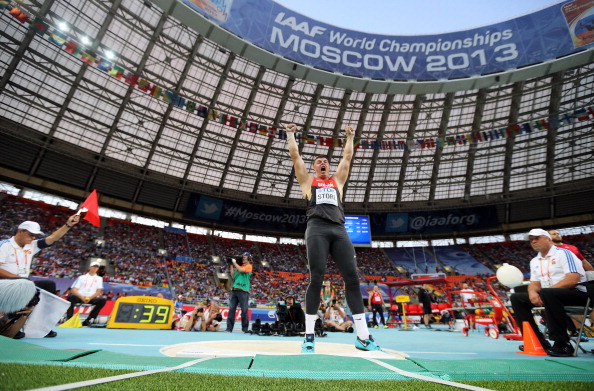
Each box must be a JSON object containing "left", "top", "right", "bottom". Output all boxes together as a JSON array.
[{"left": 370, "top": 291, "right": 383, "bottom": 304}]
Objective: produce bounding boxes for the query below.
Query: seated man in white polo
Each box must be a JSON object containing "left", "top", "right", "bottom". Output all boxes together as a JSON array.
[{"left": 65, "top": 261, "right": 106, "bottom": 326}]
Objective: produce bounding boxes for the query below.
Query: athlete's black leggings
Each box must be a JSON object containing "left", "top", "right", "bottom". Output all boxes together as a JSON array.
[{"left": 304, "top": 218, "right": 364, "bottom": 315}]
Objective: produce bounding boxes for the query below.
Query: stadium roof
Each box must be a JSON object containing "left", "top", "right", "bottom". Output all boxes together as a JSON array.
[{"left": 0, "top": 0, "right": 593, "bottom": 239}]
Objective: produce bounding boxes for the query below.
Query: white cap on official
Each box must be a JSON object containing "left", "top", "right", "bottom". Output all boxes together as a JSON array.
[
  {"left": 525, "top": 228, "right": 551, "bottom": 240},
  {"left": 18, "top": 221, "right": 44, "bottom": 235}
]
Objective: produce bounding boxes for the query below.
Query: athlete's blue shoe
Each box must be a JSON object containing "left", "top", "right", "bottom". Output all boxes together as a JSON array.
[
  {"left": 355, "top": 335, "right": 382, "bottom": 351},
  {"left": 301, "top": 334, "right": 315, "bottom": 353}
]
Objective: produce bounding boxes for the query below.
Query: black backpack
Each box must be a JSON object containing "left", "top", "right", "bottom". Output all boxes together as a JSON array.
[{"left": 250, "top": 318, "right": 262, "bottom": 334}]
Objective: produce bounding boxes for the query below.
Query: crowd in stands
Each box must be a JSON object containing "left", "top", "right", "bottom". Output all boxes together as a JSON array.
[
  {"left": 259, "top": 242, "right": 307, "bottom": 273},
  {"left": 101, "top": 219, "right": 166, "bottom": 286},
  {"left": 2, "top": 193, "right": 593, "bottom": 312},
  {"left": 186, "top": 233, "right": 212, "bottom": 262},
  {"left": 163, "top": 231, "right": 192, "bottom": 259},
  {"left": 211, "top": 236, "right": 254, "bottom": 260},
  {"left": 356, "top": 248, "right": 396, "bottom": 277}
]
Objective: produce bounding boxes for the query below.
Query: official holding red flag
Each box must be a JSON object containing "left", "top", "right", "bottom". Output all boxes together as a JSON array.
[
  {"left": 79, "top": 189, "right": 101, "bottom": 227},
  {"left": 0, "top": 190, "right": 100, "bottom": 338},
  {"left": 0, "top": 213, "right": 82, "bottom": 338}
]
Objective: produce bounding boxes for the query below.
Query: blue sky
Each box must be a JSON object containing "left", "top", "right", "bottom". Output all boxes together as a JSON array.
[{"left": 273, "top": 0, "right": 563, "bottom": 34}]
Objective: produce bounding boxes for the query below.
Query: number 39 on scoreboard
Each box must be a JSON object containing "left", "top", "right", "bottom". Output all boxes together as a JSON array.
[{"left": 107, "top": 296, "right": 174, "bottom": 329}]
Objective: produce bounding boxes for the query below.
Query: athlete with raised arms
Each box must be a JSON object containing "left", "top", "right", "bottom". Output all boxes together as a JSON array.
[{"left": 285, "top": 123, "right": 381, "bottom": 353}]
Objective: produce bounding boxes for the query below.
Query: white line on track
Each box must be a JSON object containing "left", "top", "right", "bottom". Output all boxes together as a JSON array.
[
  {"left": 27, "top": 358, "right": 212, "bottom": 391},
  {"left": 88, "top": 343, "right": 167, "bottom": 347},
  {"left": 405, "top": 351, "right": 476, "bottom": 354},
  {"left": 366, "top": 358, "right": 495, "bottom": 391}
]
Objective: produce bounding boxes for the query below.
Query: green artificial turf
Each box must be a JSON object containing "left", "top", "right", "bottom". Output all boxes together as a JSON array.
[{"left": 2, "top": 363, "right": 593, "bottom": 391}]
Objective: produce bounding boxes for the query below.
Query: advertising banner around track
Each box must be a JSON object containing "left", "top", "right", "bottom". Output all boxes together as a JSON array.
[
  {"left": 182, "top": 0, "right": 594, "bottom": 80},
  {"left": 184, "top": 193, "right": 308, "bottom": 232},
  {"left": 184, "top": 193, "right": 500, "bottom": 235},
  {"left": 372, "top": 206, "right": 499, "bottom": 235}
]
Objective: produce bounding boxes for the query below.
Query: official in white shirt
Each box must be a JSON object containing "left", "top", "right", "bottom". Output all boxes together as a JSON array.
[
  {"left": 510, "top": 228, "right": 588, "bottom": 357},
  {"left": 65, "top": 261, "right": 106, "bottom": 326},
  {"left": 0, "top": 216, "right": 80, "bottom": 338},
  {"left": 0, "top": 217, "right": 80, "bottom": 284}
]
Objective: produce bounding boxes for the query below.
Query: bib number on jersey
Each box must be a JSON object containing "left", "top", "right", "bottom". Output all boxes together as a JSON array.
[{"left": 316, "top": 188, "right": 338, "bottom": 206}]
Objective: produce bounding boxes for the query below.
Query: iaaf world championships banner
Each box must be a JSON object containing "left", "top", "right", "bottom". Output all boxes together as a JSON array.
[
  {"left": 182, "top": 0, "right": 594, "bottom": 80},
  {"left": 184, "top": 193, "right": 499, "bottom": 236}
]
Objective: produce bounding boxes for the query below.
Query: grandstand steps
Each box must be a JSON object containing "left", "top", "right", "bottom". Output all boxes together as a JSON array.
[
  {"left": 207, "top": 235, "right": 216, "bottom": 259},
  {"left": 104, "top": 259, "right": 116, "bottom": 277},
  {"left": 157, "top": 228, "right": 165, "bottom": 251},
  {"left": 423, "top": 247, "right": 444, "bottom": 273}
]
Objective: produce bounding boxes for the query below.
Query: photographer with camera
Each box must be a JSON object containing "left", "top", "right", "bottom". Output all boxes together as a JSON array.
[
  {"left": 286, "top": 297, "right": 305, "bottom": 329},
  {"left": 225, "top": 252, "right": 253, "bottom": 333},
  {"left": 181, "top": 305, "right": 205, "bottom": 331},
  {"left": 324, "top": 299, "right": 354, "bottom": 333},
  {"left": 203, "top": 301, "right": 223, "bottom": 332},
  {"left": 320, "top": 280, "right": 336, "bottom": 306}
]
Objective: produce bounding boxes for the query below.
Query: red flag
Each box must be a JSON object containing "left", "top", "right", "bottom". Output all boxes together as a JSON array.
[{"left": 80, "top": 190, "right": 100, "bottom": 227}]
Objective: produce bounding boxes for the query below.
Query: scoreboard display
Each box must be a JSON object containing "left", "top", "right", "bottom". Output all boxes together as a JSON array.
[
  {"left": 345, "top": 215, "right": 372, "bottom": 247},
  {"left": 107, "top": 296, "right": 173, "bottom": 329}
]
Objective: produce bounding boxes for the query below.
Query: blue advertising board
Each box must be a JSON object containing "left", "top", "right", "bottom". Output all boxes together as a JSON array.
[
  {"left": 181, "top": 0, "right": 594, "bottom": 80},
  {"left": 371, "top": 206, "right": 500, "bottom": 236},
  {"left": 184, "top": 193, "right": 308, "bottom": 232},
  {"left": 185, "top": 192, "right": 500, "bottom": 236}
]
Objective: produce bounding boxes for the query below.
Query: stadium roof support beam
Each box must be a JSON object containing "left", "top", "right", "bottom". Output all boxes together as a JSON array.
[
  {"left": 0, "top": 0, "right": 57, "bottom": 175},
  {"left": 251, "top": 73, "right": 296, "bottom": 197},
  {"left": 326, "top": 90, "right": 353, "bottom": 198},
  {"left": 345, "top": 93, "right": 372, "bottom": 201},
  {"left": 428, "top": 92, "right": 454, "bottom": 203},
  {"left": 284, "top": 84, "right": 324, "bottom": 199},
  {"left": 545, "top": 71, "right": 564, "bottom": 194},
  {"left": 502, "top": 81, "right": 525, "bottom": 200},
  {"left": 396, "top": 95, "right": 423, "bottom": 204},
  {"left": 29, "top": 0, "right": 123, "bottom": 179},
  {"left": 133, "top": 35, "right": 206, "bottom": 205},
  {"left": 219, "top": 64, "right": 265, "bottom": 192},
  {"left": 463, "top": 89, "right": 487, "bottom": 200},
  {"left": 87, "top": 1, "right": 175, "bottom": 191},
  {"left": 326, "top": 90, "right": 352, "bottom": 163},
  {"left": 363, "top": 94, "right": 394, "bottom": 204},
  {"left": 0, "top": 0, "right": 56, "bottom": 93},
  {"left": 179, "top": 45, "right": 236, "bottom": 194}
]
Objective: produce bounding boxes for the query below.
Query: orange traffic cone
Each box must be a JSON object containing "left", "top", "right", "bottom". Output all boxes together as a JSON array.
[{"left": 517, "top": 321, "right": 547, "bottom": 356}]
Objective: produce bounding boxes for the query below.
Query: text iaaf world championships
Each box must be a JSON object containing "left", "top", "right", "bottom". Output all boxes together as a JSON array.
[{"left": 271, "top": 13, "right": 518, "bottom": 72}]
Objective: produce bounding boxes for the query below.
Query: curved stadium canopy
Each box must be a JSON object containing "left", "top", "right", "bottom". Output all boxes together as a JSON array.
[{"left": 0, "top": 0, "right": 593, "bottom": 239}]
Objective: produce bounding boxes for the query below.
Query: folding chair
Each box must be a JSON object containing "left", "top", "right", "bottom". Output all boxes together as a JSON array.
[
  {"left": 529, "top": 272, "right": 594, "bottom": 356},
  {"left": 565, "top": 273, "right": 594, "bottom": 356}
]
